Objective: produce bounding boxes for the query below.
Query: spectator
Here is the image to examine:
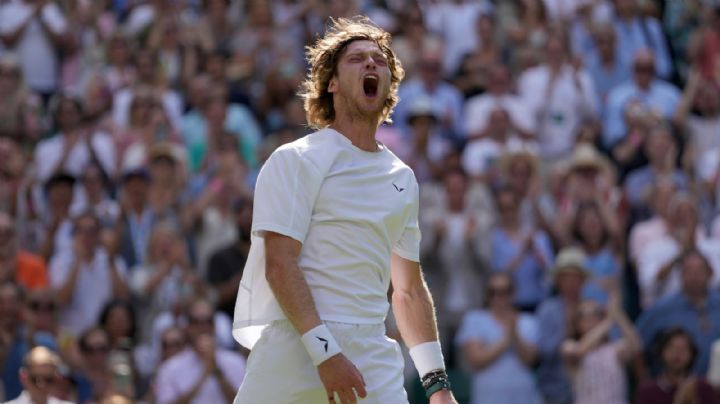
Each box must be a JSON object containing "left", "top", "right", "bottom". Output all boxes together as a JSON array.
[
  {"left": 0, "top": 211, "right": 49, "bottom": 290},
  {"left": 37, "top": 174, "right": 75, "bottom": 267},
  {"left": 206, "top": 196, "right": 252, "bottom": 318},
  {"left": 453, "top": 11, "right": 506, "bottom": 99},
  {"left": 33, "top": 94, "right": 116, "bottom": 186},
  {"left": 628, "top": 178, "right": 675, "bottom": 264},
  {"left": 421, "top": 168, "right": 490, "bottom": 346},
  {"left": 455, "top": 272, "right": 542, "bottom": 404},
  {"left": 636, "top": 193, "right": 720, "bottom": 308},
  {"left": 49, "top": 211, "right": 128, "bottom": 337},
  {"left": 611, "top": 0, "right": 673, "bottom": 80},
  {"left": 70, "top": 164, "right": 120, "bottom": 229},
  {"left": 4, "top": 346, "right": 73, "bottom": 404},
  {"left": 636, "top": 327, "right": 717, "bottom": 404},
  {"left": 561, "top": 295, "right": 642, "bottom": 404},
  {"left": 72, "top": 327, "right": 114, "bottom": 403},
  {"left": 603, "top": 49, "right": 681, "bottom": 151},
  {"left": 0, "top": 0, "right": 68, "bottom": 100},
  {"left": 463, "top": 64, "right": 536, "bottom": 143},
  {"left": 584, "top": 23, "right": 632, "bottom": 114},
  {"left": 490, "top": 186, "right": 553, "bottom": 312},
  {"left": 398, "top": 97, "right": 451, "bottom": 183},
  {"left": 0, "top": 281, "right": 27, "bottom": 400},
  {"left": 393, "top": 45, "right": 465, "bottom": 140},
  {"left": 0, "top": 55, "right": 43, "bottom": 143},
  {"left": 154, "top": 299, "right": 245, "bottom": 404},
  {"left": 536, "top": 247, "right": 591, "bottom": 404},
  {"left": 146, "top": 16, "right": 200, "bottom": 90},
  {"left": 0, "top": 137, "right": 29, "bottom": 217},
  {"left": 98, "top": 300, "right": 137, "bottom": 352},
  {"left": 102, "top": 33, "right": 136, "bottom": 94},
  {"left": 506, "top": 0, "right": 550, "bottom": 56},
  {"left": 636, "top": 249, "right": 720, "bottom": 375},
  {"left": 518, "top": 28, "right": 598, "bottom": 159}
]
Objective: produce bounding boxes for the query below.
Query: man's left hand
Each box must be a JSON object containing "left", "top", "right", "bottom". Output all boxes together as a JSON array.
[{"left": 429, "top": 389, "right": 458, "bottom": 404}]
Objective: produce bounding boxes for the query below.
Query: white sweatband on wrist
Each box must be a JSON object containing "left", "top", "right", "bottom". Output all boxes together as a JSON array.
[
  {"left": 409, "top": 341, "right": 446, "bottom": 377},
  {"left": 301, "top": 324, "right": 342, "bottom": 366}
]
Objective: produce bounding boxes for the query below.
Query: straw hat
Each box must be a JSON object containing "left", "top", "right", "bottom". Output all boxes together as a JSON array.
[{"left": 551, "top": 247, "right": 591, "bottom": 281}]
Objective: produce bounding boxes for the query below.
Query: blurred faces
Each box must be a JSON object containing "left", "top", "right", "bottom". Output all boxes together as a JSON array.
[
  {"left": 0, "top": 282, "right": 22, "bottom": 330},
  {"left": 104, "top": 305, "right": 133, "bottom": 343},
  {"left": 555, "top": 270, "right": 585, "bottom": 300},
  {"left": 55, "top": 98, "right": 83, "bottom": 132},
  {"left": 74, "top": 214, "right": 100, "bottom": 253},
  {"left": 487, "top": 273, "right": 514, "bottom": 310},
  {"left": 487, "top": 65, "right": 511, "bottom": 95},
  {"left": 160, "top": 327, "right": 186, "bottom": 361},
  {"left": 443, "top": 170, "right": 467, "bottom": 211},
  {"left": 47, "top": 182, "right": 74, "bottom": 219},
  {"left": 633, "top": 51, "right": 656, "bottom": 89},
  {"left": 25, "top": 290, "right": 58, "bottom": 333},
  {"left": 0, "top": 212, "right": 16, "bottom": 257},
  {"left": 186, "top": 300, "right": 215, "bottom": 342},
  {"left": 643, "top": 127, "right": 674, "bottom": 165},
  {"left": 680, "top": 252, "right": 712, "bottom": 299},
  {"left": 80, "top": 328, "right": 111, "bottom": 369},
  {"left": 496, "top": 189, "right": 520, "bottom": 224},
  {"left": 661, "top": 333, "right": 695, "bottom": 374},
  {"left": 0, "top": 61, "right": 20, "bottom": 94},
  {"left": 575, "top": 300, "right": 605, "bottom": 336},
  {"left": 21, "top": 363, "right": 58, "bottom": 402}
]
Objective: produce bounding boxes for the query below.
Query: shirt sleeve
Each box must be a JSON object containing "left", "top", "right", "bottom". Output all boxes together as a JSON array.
[
  {"left": 455, "top": 311, "right": 487, "bottom": 346},
  {"left": 252, "top": 146, "right": 323, "bottom": 243},
  {"left": 393, "top": 181, "right": 421, "bottom": 262}
]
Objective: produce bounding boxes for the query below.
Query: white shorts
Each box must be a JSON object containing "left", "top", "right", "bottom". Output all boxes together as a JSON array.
[{"left": 234, "top": 320, "right": 408, "bottom": 404}]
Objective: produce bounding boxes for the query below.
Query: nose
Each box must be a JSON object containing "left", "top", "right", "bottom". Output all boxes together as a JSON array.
[{"left": 365, "top": 56, "right": 376, "bottom": 69}]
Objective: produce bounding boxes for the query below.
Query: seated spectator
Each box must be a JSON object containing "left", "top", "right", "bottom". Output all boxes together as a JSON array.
[
  {"left": 181, "top": 85, "right": 261, "bottom": 173},
  {"left": 561, "top": 296, "right": 642, "bottom": 404},
  {"left": 206, "top": 197, "right": 252, "bottom": 318},
  {"left": 455, "top": 272, "right": 542, "bottom": 404},
  {"left": 49, "top": 211, "right": 128, "bottom": 337},
  {"left": 4, "top": 346, "right": 73, "bottom": 404},
  {"left": 636, "top": 327, "right": 717, "bottom": 404},
  {"left": 610, "top": 0, "right": 673, "bottom": 80},
  {"left": 72, "top": 327, "right": 114, "bottom": 403},
  {"left": 566, "top": 202, "right": 623, "bottom": 305},
  {"left": 0, "top": 55, "right": 43, "bottom": 144},
  {"left": 490, "top": 186, "right": 553, "bottom": 312},
  {"left": 636, "top": 193, "right": 720, "bottom": 307},
  {"left": 628, "top": 177, "right": 675, "bottom": 264},
  {"left": 518, "top": 28, "right": 598, "bottom": 159},
  {"left": 400, "top": 97, "right": 452, "bottom": 183},
  {"left": 0, "top": 211, "right": 48, "bottom": 290},
  {"left": 37, "top": 173, "right": 75, "bottom": 263},
  {"left": 461, "top": 107, "right": 537, "bottom": 183},
  {"left": 154, "top": 299, "right": 245, "bottom": 404},
  {"left": 603, "top": 50, "right": 681, "bottom": 151},
  {"left": 536, "top": 247, "right": 591, "bottom": 404},
  {"left": 637, "top": 249, "right": 720, "bottom": 375},
  {"left": 623, "top": 123, "right": 689, "bottom": 211},
  {"left": 463, "top": 64, "right": 535, "bottom": 142},
  {"left": 32, "top": 94, "right": 116, "bottom": 185}
]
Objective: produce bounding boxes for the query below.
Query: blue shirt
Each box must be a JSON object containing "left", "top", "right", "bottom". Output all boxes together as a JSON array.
[
  {"left": 455, "top": 310, "right": 542, "bottom": 404},
  {"left": 623, "top": 167, "right": 689, "bottom": 208},
  {"left": 585, "top": 54, "right": 632, "bottom": 119},
  {"left": 636, "top": 291, "right": 720, "bottom": 375},
  {"left": 582, "top": 248, "right": 621, "bottom": 305},
  {"left": 536, "top": 297, "right": 573, "bottom": 404},
  {"left": 1, "top": 331, "right": 57, "bottom": 401},
  {"left": 392, "top": 78, "right": 464, "bottom": 140},
  {"left": 602, "top": 80, "right": 681, "bottom": 148},
  {"left": 490, "top": 229, "right": 553, "bottom": 308},
  {"left": 613, "top": 17, "right": 673, "bottom": 80}
]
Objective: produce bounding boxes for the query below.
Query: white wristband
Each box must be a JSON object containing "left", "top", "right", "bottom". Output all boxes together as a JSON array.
[
  {"left": 409, "top": 341, "right": 445, "bottom": 377},
  {"left": 301, "top": 324, "right": 342, "bottom": 366}
]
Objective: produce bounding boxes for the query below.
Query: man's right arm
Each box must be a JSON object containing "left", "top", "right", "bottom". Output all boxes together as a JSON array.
[{"left": 264, "top": 231, "right": 367, "bottom": 403}]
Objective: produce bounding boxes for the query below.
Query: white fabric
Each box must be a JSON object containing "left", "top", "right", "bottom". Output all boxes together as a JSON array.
[
  {"left": 518, "top": 65, "right": 598, "bottom": 158},
  {"left": 232, "top": 129, "right": 421, "bottom": 349},
  {"left": 49, "top": 248, "right": 127, "bottom": 336},
  {"left": 155, "top": 348, "right": 246, "bottom": 404},
  {"left": 234, "top": 320, "right": 407, "bottom": 403},
  {"left": 301, "top": 324, "right": 343, "bottom": 366},
  {"left": 0, "top": 2, "right": 66, "bottom": 91},
  {"left": 461, "top": 137, "right": 537, "bottom": 177},
  {"left": 463, "top": 94, "right": 536, "bottom": 137},
  {"left": 112, "top": 88, "right": 183, "bottom": 132},
  {"left": 33, "top": 132, "right": 116, "bottom": 183},
  {"left": 409, "top": 340, "right": 446, "bottom": 377},
  {"left": 4, "top": 391, "right": 73, "bottom": 404},
  {"left": 636, "top": 231, "right": 720, "bottom": 308}
]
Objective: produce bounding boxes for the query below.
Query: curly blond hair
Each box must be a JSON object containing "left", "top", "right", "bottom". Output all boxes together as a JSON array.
[{"left": 300, "top": 16, "right": 404, "bottom": 129}]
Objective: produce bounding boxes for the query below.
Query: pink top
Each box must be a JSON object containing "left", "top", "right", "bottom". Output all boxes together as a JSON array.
[{"left": 575, "top": 342, "right": 627, "bottom": 404}]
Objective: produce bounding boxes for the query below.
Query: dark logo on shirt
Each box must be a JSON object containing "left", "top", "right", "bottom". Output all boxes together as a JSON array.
[
  {"left": 316, "top": 336, "right": 329, "bottom": 352},
  {"left": 393, "top": 183, "right": 405, "bottom": 192}
]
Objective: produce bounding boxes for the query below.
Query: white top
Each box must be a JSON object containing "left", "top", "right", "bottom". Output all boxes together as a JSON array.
[
  {"left": 4, "top": 391, "right": 74, "bottom": 404},
  {"left": 154, "top": 348, "right": 245, "bottom": 404},
  {"left": 461, "top": 137, "right": 537, "bottom": 177},
  {"left": 0, "top": 1, "right": 66, "bottom": 91},
  {"left": 232, "top": 128, "right": 421, "bottom": 348},
  {"left": 49, "top": 248, "right": 127, "bottom": 336},
  {"left": 463, "top": 94, "right": 536, "bottom": 137},
  {"left": 33, "top": 132, "right": 116, "bottom": 183},
  {"left": 518, "top": 65, "right": 598, "bottom": 158}
]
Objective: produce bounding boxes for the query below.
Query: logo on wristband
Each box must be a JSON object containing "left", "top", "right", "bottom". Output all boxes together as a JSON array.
[{"left": 317, "top": 336, "right": 329, "bottom": 352}]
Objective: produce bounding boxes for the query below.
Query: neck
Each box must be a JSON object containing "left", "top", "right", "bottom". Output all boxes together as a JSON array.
[
  {"left": 330, "top": 114, "right": 380, "bottom": 152},
  {"left": 600, "top": 53, "right": 615, "bottom": 66},
  {"left": 661, "top": 370, "right": 688, "bottom": 386},
  {"left": 687, "top": 291, "right": 708, "bottom": 307}
]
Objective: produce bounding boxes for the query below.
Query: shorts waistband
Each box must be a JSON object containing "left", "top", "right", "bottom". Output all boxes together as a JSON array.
[{"left": 270, "top": 319, "right": 387, "bottom": 338}]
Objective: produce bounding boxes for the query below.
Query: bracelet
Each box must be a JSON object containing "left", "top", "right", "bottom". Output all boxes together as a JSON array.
[
  {"left": 409, "top": 341, "right": 445, "bottom": 377},
  {"left": 300, "top": 324, "right": 342, "bottom": 366},
  {"left": 422, "top": 370, "right": 451, "bottom": 398}
]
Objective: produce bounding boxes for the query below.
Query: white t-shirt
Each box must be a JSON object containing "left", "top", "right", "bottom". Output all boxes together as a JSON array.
[
  {"left": 33, "top": 132, "right": 116, "bottom": 183},
  {"left": 232, "top": 128, "right": 421, "bottom": 348},
  {"left": 463, "top": 94, "right": 536, "bottom": 137},
  {"left": 461, "top": 137, "right": 538, "bottom": 177},
  {"left": 0, "top": 1, "right": 66, "bottom": 92}
]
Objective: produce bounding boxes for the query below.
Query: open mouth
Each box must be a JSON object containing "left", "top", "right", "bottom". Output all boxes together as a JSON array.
[{"left": 363, "top": 75, "right": 378, "bottom": 97}]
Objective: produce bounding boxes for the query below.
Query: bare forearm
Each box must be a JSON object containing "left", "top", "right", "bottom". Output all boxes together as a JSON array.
[
  {"left": 512, "top": 337, "right": 538, "bottom": 367},
  {"left": 109, "top": 260, "right": 128, "bottom": 299},
  {"left": 266, "top": 261, "right": 322, "bottom": 334},
  {"left": 214, "top": 371, "right": 237, "bottom": 401},
  {"left": 575, "top": 319, "right": 613, "bottom": 355},
  {"left": 391, "top": 279, "right": 439, "bottom": 348},
  {"left": 465, "top": 340, "right": 509, "bottom": 371},
  {"left": 56, "top": 262, "right": 81, "bottom": 305}
]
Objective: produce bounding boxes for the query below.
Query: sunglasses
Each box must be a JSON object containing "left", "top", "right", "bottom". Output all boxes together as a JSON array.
[
  {"left": 82, "top": 344, "right": 110, "bottom": 354},
  {"left": 634, "top": 65, "right": 654, "bottom": 73},
  {"left": 29, "top": 301, "right": 56, "bottom": 312},
  {"left": 188, "top": 316, "right": 213, "bottom": 325},
  {"left": 488, "top": 287, "right": 513, "bottom": 296},
  {"left": 29, "top": 374, "right": 55, "bottom": 386},
  {"left": 162, "top": 339, "right": 185, "bottom": 349}
]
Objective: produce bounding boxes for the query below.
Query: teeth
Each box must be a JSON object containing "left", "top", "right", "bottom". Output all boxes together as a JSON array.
[{"left": 364, "top": 75, "right": 378, "bottom": 82}]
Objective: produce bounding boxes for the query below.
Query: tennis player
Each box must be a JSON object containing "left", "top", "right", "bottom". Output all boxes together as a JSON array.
[{"left": 232, "top": 16, "right": 457, "bottom": 404}]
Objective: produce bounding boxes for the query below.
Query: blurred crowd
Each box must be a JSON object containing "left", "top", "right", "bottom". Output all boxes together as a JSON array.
[{"left": 1, "top": 0, "right": 720, "bottom": 403}]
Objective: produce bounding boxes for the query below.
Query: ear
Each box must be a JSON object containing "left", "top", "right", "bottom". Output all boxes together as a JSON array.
[{"left": 327, "top": 76, "right": 338, "bottom": 94}]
